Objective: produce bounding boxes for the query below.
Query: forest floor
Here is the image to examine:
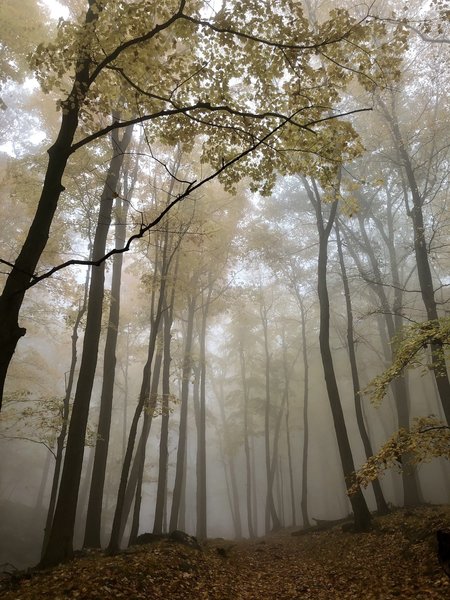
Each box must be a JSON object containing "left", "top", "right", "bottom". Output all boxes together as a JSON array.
[{"left": 1, "top": 505, "right": 450, "bottom": 599}]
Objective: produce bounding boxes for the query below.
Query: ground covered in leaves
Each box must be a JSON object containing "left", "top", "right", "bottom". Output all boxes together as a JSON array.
[{"left": 1, "top": 505, "right": 449, "bottom": 599}]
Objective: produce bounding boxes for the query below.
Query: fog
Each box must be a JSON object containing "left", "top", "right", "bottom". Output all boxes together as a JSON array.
[{"left": 1, "top": 0, "right": 450, "bottom": 578}]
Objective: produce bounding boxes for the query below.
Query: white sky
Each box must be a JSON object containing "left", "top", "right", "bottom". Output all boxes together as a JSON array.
[{"left": 39, "top": 0, "right": 71, "bottom": 20}]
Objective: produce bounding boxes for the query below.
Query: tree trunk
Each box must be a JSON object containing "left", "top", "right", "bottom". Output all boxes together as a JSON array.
[
  {"left": 84, "top": 125, "right": 133, "bottom": 549},
  {"left": 153, "top": 244, "right": 180, "bottom": 534},
  {"left": 41, "top": 268, "right": 90, "bottom": 557},
  {"left": 259, "top": 294, "right": 281, "bottom": 533},
  {"left": 239, "top": 339, "right": 255, "bottom": 538},
  {"left": 282, "top": 327, "right": 296, "bottom": 526},
  {"left": 384, "top": 100, "right": 450, "bottom": 425},
  {"left": 343, "top": 207, "right": 423, "bottom": 506},
  {"left": 335, "top": 221, "right": 389, "bottom": 515},
  {"left": 304, "top": 177, "right": 371, "bottom": 531},
  {"left": 196, "top": 281, "right": 213, "bottom": 541},
  {"left": 40, "top": 122, "right": 131, "bottom": 568},
  {"left": 128, "top": 341, "right": 164, "bottom": 545},
  {"left": 108, "top": 227, "right": 170, "bottom": 552},
  {"left": 0, "top": 3, "right": 101, "bottom": 409},
  {"left": 215, "top": 377, "right": 243, "bottom": 539},
  {"left": 169, "top": 295, "right": 196, "bottom": 532},
  {"left": 298, "top": 297, "right": 311, "bottom": 528},
  {"left": 153, "top": 300, "right": 174, "bottom": 534}
]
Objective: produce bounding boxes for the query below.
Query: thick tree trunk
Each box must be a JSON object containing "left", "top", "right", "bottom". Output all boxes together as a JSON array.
[
  {"left": 41, "top": 269, "right": 90, "bottom": 557},
  {"left": 0, "top": 3, "right": 101, "bottom": 410},
  {"left": 40, "top": 123, "right": 130, "bottom": 568}
]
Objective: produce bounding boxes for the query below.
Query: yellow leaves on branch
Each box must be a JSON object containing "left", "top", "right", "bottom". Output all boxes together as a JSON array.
[
  {"left": 349, "top": 416, "right": 450, "bottom": 495},
  {"left": 365, "top": 317, "right": 450, "bottom": 406}
]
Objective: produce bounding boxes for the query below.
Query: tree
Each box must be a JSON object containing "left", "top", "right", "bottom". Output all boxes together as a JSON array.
[
  {"left": 335, "top": 219, "right": 389, "bottom": 514},
  {"left": 40, "top": 122, "right": 133, "bottom": 567},
  {"left": 0, "top": 0, "right": 408, "bottom": 409},
  {"left": 303, "top": 176, "right": 371, "bottom": 530}
]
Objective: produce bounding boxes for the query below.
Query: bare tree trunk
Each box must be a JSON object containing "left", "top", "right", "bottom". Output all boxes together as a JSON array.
[
  {"left": 259, "top": 290, "right": 281, "bottom": 533},
  {"left": 169, "top": 295, "right": 196, "bottom": 532},
  {"left": 41, "top": 268, "right": 90, "bottom": 557},
  {"left": 335, "top": 221, "right": 389, "bottom": 515},
  {"left": 342, "top": 206, "right": 423, "bottom": 506},
  {"left": 153, "top": 271, "right": 177, "bottom": 534},
  {"left": 383, "top": 98, "right": 450, "bottom": 425},
  {"left": 281, "top": 328, "right": 296, "bottom": 526},
  {"left": 108, "top": 221, "right": 171, "bottom": 552},
  {"left": 304, "top": 177, "right": 371, "bottom": 531},
  {"left": 196, "top": 281, "right": 213, "bottom": 541},
  {"left": 128, "top": 342, "right": 163, "bottom": 545},
  {"left": 40, "top": 122, "right": 132, "bottom": 567},
  {"left": 239, "top": 339, "right": 255, "bottom": 538},
  {"left": 214, "top": 377, "right": 243, "bottom": 539},
  {"left": 298, "top": 298, "right": 311, "bottom": 528},
  {"left": 84, "top": 128, "right": 134, "bottom": 548}
]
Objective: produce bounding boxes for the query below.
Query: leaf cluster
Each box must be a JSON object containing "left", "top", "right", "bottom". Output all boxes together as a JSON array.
[
  {"left": 350, "top": 416, "right": 450, "bottom": 494},
  {"left": 365, "top": 318, "right": 450, "bottom": 405}
]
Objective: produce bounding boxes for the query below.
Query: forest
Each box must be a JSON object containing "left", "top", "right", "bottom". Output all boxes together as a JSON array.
[{"left": 1, "top": 0, "right": 450, "bottom": 598}]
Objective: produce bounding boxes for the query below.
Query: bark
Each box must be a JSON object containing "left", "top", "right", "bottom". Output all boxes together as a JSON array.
[
  {"left": 335, "top": 221, "right": 389, "bottom": 515},
  {"left": 108, "top": 224, "right": 170, "bottom": 552},
  {"left": 40, "top": 121, "right": 131, "bottom": 568},
  {"left": 0, "top": 3, "right": 102, "bottom": 409},
  {"left": 41, "top": 268, "right": 90, "bottom": 557},
  {"left": 298, "top": 298, "right": 311, "bottom": 528},
  {"left": 290, "top": 284, "right": 311, "bottom": 528},
  {"left": 215, "top": 377, "right": 243, "bottom": 539},
  {"left": 383, "top": 99, "right": 450, "bottom": 425},
  {"left": 304, "top": 177, "right": 371, "bottom": 531},
  {"left": 84, "top": 124, "right": 133, "bottom": 549},
  {"left": 239, "top": 339, "right": 256, "bottom": 538},
  {"left": 153, "top": 299, "right": 174, "bottom": 534},
  {"left": 342, "top": 207, "right": 423, "bottom": 506},
  {"left": 196, "top": 281, "right": 213, "bottom": 541},
  {"left": 128, "top": 341, "right": 163, "bottom": 545},
  {"left": 169, "top": 294, "right": 196, "bottom": 532},
  {"left": 259, "top": 293, "right": 281, "bottom": 533},
  {"left": 108, "top": 308, "right": 162, "bottom": 552},
  {"left": 282, "top": 329, "right": 296, "bottom": 527},
  {"left": 153, "top": 247, "right": 180, "bottom": 534}
]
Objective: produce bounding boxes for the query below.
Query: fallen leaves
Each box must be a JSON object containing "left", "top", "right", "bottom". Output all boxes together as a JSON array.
[{"left": 1, "top": 505, "right": 449, "bottom": 599}]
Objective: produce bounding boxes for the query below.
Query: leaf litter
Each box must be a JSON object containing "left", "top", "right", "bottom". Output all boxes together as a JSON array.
[{"left": 1, "top": 505, "right": 449, "bottom": 599}]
